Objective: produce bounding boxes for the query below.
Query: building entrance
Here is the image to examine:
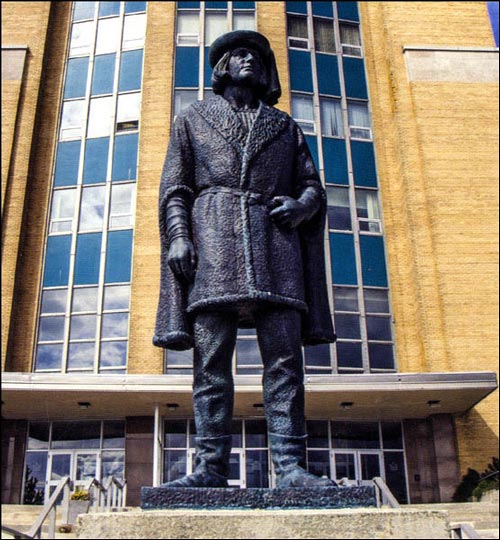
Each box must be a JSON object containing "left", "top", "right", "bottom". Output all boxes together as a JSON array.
[
  {"left": 187, "top": 448, "right": 246, "bottom": 487},
  {"left": 332, "top": 450, "right": 382, "bottom": 485}
]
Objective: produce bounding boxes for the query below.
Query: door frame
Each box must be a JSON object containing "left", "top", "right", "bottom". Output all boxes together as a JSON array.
[{"left": 331, "top": 449, "right": 384, "bottom": 485}]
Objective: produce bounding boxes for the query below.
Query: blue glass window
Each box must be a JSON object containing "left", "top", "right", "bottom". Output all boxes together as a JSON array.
[
  {"left": 105, "top": 230, "right": 133, "bottom": 283},
  {"left": 337, "top": 1, "right": 359, "bottom": 22},
  {"left": 206, "top": 1, "right": 227, "bottom": 8},
  {"left": 100, "top": 341, "right": 128, "bottom": 367},
  {"left": 119, "top": 49, "right": 143, "bottom": 92},
  {"left": 488, "top": 2, "right": 499, "bottom": 46},
  {"left": 178, "top": 1, "right": 200, "bottom": 8},
  {"left": 92, "top": 54, "right": 116, "bottom": 95},
  {"left": 304, "top": 344, "right": 331, "bottom": 370},
  {"left": 175, "top": 48, "right": 199, "bottom": 88},
  {"left": 343, "top": 57, "right": 368, "bottom": 99},
  {"left": 54, "top": 141, "right": 81, "bottom": 187},
  {"left": 329, "top": 233, "right": 357, "bottom": 285},
  {"left": 233, "top": 2, "right": 255, "bottom": 8},
  {"left": 286, "top": 1, "right": 307, "bottom": 14},
  {"left": 323, "top": 138, "right": 349, "bottom": 185},
  {"left": 74, "top": 233, "right": 102, "bottom": 285},
  {"left": 99, "top": 2, "right": 121, "bottom": 17},
  {"left": 64, "top": 57, "right": 89, "bottom": 99},
  {"left": 316, "top": 54, "right": 341, "bottom": 95},
  {"left": 312, "top": 2, "right": 333, "bottom": 18},
  {"left": 289, "top": 50, "right": 313, "bottom": 92},
  {"left": 360, "top": 235, "right": 388, "bottom": 287},
  {"left": 204, "top": 47, "right": 212, "bottom": 88},
  {"left": 74, "top": 1, "right": 96, "bottom": 21},
  {"left": 369, "top": 343, "right": 394, "bottom": 370},
  {"left": 83, "top": 137, "right": 109, "bottom": 184},
  {"left": 304, "top": 135, "right": 319, "bottom": 171},
  {"left": 351, "top": 141, "right": 377, "bottom": 187},
  {"left": 43, "top": 235, "right": 72, "bottom": 287},
  {"left": 112, "top": 133, "right": 138, "bottom": 181},
  {"left": 36, "top": 344, "right": 64, "bottom": 370},
  {"left": 125, "top": 1, "right": 147, "bottom": 13},
  {"left": 336, "top": 342, "right": 363, "bottom": 368}
]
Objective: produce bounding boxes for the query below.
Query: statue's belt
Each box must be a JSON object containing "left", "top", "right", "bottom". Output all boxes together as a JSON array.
[{"left": 197, "top": 186, "right": 274, "bottom": 207}]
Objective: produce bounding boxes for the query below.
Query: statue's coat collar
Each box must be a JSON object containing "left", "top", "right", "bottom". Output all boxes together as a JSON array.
[{"left": 192, "top": 95, "right": 289, "bottom": 162}]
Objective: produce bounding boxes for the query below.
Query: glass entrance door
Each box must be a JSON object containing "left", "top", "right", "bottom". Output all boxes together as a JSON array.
[
  {"left": 46, "top": 450, "right": 99, "bottom": 503},
  {"left": 331, "top": 450, "right": 383, "bottom": 485}
]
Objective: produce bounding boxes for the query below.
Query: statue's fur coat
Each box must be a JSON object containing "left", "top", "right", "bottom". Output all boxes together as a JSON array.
[{"left": 154, "top": 96, "right": 335, "bottom": 350}]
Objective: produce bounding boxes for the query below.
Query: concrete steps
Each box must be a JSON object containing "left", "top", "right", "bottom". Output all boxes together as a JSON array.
[
  {"left": 1, "top": 504, "right": 76, "bottom": 539},
  {"left": 406, "top": 501, "right": 499, "bottom": 539}
]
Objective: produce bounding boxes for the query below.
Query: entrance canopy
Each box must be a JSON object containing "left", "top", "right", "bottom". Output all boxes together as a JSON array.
[{"left": 2, "top": 371, "right": 497, "bottom": 421}]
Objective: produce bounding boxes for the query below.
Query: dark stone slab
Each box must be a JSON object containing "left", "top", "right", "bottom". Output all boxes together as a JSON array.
[{"left": 141, "top": 486, "right": 377, "bottom": 510}]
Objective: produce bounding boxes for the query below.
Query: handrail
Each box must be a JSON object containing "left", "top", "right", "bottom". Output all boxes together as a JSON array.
[
  {"left": 1, "top": 476, "right": 73, "bottom": 540},
  {"left": 372, "top": 476, "right": 401, "bottom": 508},
  {"left": 449, "top": 523, "right": 482, "bottom": 539},
  {"left": 86, "top": 476, "right": 127, "bottom": 512}
]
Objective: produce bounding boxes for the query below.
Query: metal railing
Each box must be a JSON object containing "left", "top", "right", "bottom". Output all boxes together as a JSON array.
[
  {"left": 449, "top": 523, "right": 482, "bottom": 539},
  {"left": 1, "top": 475, "right": 127, "bottom": 539},
  {"left": 372, "top": 476, "right": 401, "bottom": 508},
  {"left": 1, "top": 476, "right": 72, "bottom": 539}
]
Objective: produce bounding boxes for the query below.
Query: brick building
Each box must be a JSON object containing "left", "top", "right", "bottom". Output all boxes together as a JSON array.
[{"left": 2, "top": 1, "right": 498, "bottom": 507}]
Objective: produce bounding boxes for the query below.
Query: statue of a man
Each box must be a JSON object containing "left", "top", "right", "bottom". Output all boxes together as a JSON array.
[{"left": 154, "top": 30, "right": 336, "bottom": 488}]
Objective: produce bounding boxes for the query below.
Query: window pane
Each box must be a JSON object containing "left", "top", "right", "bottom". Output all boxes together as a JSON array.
[
  {"left": 68, "top": 342, "right": 95, "bottom": 369},
  {"left": 92, "top": 54, "right": 116, "bottom": 95},
  {"left": 112, "top": 133, "right": 138, "bottom": 181},
  {"left": 70, "top": 314, "right": 97, "bottom": 340},
  {"left": 83, "top": 137, "right": 109, "bottom": 184},
  {"left": 110, "top": 184, "right": 135, "bottom": 228},
  {"left": 96, "top": 17, "right": 121, "bottom": 54},
  {"left": 51, "top": 421, "right": 101, "bottom": 449},
  {"left": 54, "top": 141, "right": 81, "bottom": 187},
  {"left": 39, "top": 317, "right": 65, "bottom": 342},
  {"left": 336, "top": 341, "right": 362, "bottom": 368},
  {"left": 382, "top": 422, "right": 403, "bottom": 450},
  {"left": 43, "top": 235, "right": 72, "bottom": 287},
  {"left": 332, "top": 422, "right": 380, "bottom": 449},
  {"left": 321, "top": 98, "right": 343, "bottom": 137},
  {"left": 87, "top": 96, "right": 114, "bottom": 138},
  {"left": 205, "top": 13, "right": 228, "bottom": 45},
  {"left": 41, "top": 289, "right": 68, "bottom": 314},
  {"left": 246, "top": 449, "right": 268, "bottom": 488},
  {"left": 123, "top": 13, "right": 146, "bottom": 49},
  {"left": 74, "top": 2, "right": 96, "bottom": 21},
  {"left": 360, "top": 453, "right": 380, "bottom": 480},
  {"left": 287, "top": 14, "right": 308, "bottom": 39},
  {"left": 174, "top": 90, "right": 198, "bottom": 116},
  {"left": 103, "top": 421, "right": 126, "bottom": 448},
  {"left": 364, "top": 289, "right": 389, "bottom": 314},
  {"left": 348, "top": 101, "right": 370, "bottom": 130},
  {"left": 233, "top": 13, "right": 255, "bottom": 31},
  {"left": 368, "top": 343, "right": 394, "bottom": 370},
  {"left": 100, "top": 341, "right": 127, "bottom": 367},
  {"left": 102, "top": 313, "right": 129, "bottom": 338},
  {"left": 177, "top": 12, "right": 200, "bottom": 45},
  {"left": 64, "top": 57, "right": 89, "bottom": 99},
  {"left": 334, "top": 453, "right": 355, "bottom": 479},
  {"left": 327, "top": 186, "right": 351, "bottom": 230},
  {"left": 70, "top": 21, "right": 94, "bottom": 56},
  {"left": 366, "top": 316, "right": 392, "bottom": 341},
  {"left": 236, "top": 339, "right": 262, "bottom": 366},
  {"left": 356, "top": 189, "right": 380, "bottom": 232},
  {"left": 28, "top": 423, "right": 50, "bottom": 450},
  {"left": 334, "top": 314, "right": 361, "bottom": 339},
  {"left": 79, "top": 186, "right": 106, "bottom": 231},
  {"left": 60, "top": 100, "right": 85, "bottom": 140},
  {"left": 163, "top": 450, "right": 187, "bottom": 483},
  {"left": 360, "top": 235, "right": 388, "bottom": 287},
  {"left": 119, "top": 49, "right": 144, "bottom": 92},
  {"left": 116, "top": 92, "right": 141, "bottom": 128},
  {"left": 125, "top": 2, "right": 147, "bottom": 14},
  {"left": 292, "top": 94, "right": 314, "bottom": 133},
  {"left": 304, "top": 343, "right": 331, "bottom": 368},
  {"left": 74, "top": 232, "right": 102, "bottom": 285},
  {"left": 105, "top": 230, "right": 133, "bottom": 284},
  {"left": 103, "top": 285, "right": 130, "bottom": 310},
  {"left": 50, "top": 189, "right": 76, "bottom": 233},
  {"left": 245, "top": 420, "right": 267, "bottom": 448},
  {"left": 306, "top": 420, "right": 329, "bottom": 448},
  {"left": 72, "top": 287, "right": 99, "bottom": 312},
  {"left": 329, "top": 232, "right": 357, "bottom": 285},
  {"left": 35, "top": 344, "right": 63, "bottom": 370},
  {"left": 308, "top": 450, "right": 330, "bottom": 478},
  {"left": 99, "top": 1, "right": 121, "bottom": 17},
  {"left": 165, "top": 420, "right": 187, "bottom": 448},
  {"left": 340, "top": 23, "right": 362, "bottom": 56},
  {"left": 333, "top": 287, "right": 358, "bottom": 312},
  {"left": 314, "top": 18, "right": 335, "bottom": 53},
  {"left": 101, "top": 450, "right": 125, "bottom": 481}
]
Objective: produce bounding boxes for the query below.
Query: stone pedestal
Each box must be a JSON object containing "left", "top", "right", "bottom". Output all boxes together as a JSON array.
[{"left": 140, "top": 486, "right": 376, "bottom": 510}]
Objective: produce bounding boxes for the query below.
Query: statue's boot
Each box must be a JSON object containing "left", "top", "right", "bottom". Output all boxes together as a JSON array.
[
  {"left": 269, "top": 432, "right": 337, "bottom": 488},
  {"left": 161, "top": 435, "right": 231, "bottom": 488}
]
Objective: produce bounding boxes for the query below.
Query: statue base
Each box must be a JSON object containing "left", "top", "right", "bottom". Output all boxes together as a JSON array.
[{"left": 141, "top": 486, "right": 376, "bottom": 510}]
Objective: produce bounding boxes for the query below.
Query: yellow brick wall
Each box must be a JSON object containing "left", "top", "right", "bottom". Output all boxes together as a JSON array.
[
  {"left": 127, "top": 2, "right": 176, "bottom": 374},
  {"left": 2, "top": 2, "right": 71, "bottom": 373},
  {"left": 360, "top": 1, "right": 498, "bottom": 473}
]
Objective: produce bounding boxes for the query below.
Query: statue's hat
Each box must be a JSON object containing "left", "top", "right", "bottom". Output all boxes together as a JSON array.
[
  {"left": 209, "top": 30, "right": 271, "bottom": 68},
  {"left": 208, "top": 30, "right": 281, "bottom": 105}
]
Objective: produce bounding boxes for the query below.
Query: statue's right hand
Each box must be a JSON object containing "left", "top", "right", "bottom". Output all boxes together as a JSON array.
[{"left": 168, "top": 237, "right": 197, "bottom": 283}]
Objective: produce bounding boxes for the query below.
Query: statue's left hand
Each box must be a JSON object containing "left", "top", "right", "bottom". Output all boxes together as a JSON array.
[{"left": 270, "top": 196, "right": 309, "bottom": 229}]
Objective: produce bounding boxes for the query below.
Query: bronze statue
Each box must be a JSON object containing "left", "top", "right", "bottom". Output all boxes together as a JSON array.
[{"left": 154, "top": 30, "right": 336, "bottom": 488}]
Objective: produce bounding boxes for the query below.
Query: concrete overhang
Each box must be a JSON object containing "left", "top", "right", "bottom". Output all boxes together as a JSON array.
[{"left": 1, "top": 371, "right": 497, "bottom": 422}]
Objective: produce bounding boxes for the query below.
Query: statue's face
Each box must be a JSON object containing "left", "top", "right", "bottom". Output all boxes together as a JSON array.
[{"left": 227, "top": 47, "right": 264, "bottom": 87}]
